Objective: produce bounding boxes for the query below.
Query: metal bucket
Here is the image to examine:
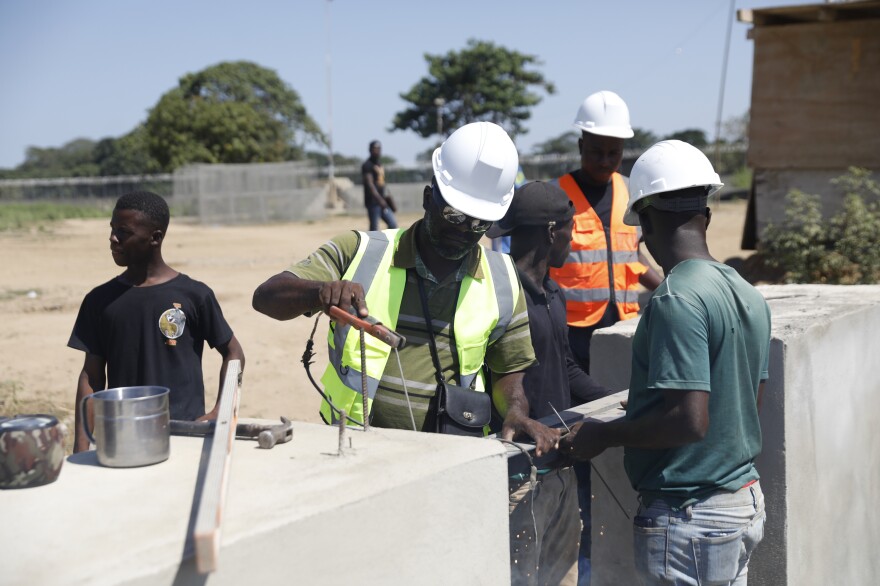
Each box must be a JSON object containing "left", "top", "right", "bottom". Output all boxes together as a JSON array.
[
  {"left": 82, "top": 386, "right": 170, "bottom": 467},
  {"left": 0, "top": 414, "right": 66, "bottom": 489}
]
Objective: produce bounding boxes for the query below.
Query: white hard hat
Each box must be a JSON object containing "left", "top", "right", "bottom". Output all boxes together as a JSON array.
[
  {"left": 572, "top": 91, "right": 634, "bottom": 139},
  {"left": 624, "top": 140, "right": 724, "bottom": 226},
  {"left": 432, "top": 121, "right": 519, "bottom": 221}
]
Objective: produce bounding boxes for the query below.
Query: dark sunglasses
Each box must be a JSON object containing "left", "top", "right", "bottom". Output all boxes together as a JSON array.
[{"left": 431, "top": 183, "right": 493, "bottom": 233}]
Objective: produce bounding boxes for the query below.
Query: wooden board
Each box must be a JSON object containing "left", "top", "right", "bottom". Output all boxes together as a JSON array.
[
  {"left": 748, "top": 19, "right": 880, "bottom": 169},
  {"left": 193, "top": 359, "right": 242, "bottom": 574}
]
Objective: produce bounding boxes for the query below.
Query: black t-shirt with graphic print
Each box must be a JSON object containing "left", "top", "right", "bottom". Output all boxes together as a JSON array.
[{"left": 68, "top": 274, "right": 234, "bottom": 420}]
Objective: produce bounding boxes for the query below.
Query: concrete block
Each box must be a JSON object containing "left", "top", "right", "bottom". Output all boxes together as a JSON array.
[
  {"left": 2, "top": 423, "right": 511, "bottom": 585},
  {"left": 588, "top": 284, "right": 880, "bottom": 586}
]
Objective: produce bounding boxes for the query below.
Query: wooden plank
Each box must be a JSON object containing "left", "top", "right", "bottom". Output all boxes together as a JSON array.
[
  {"left": 748, "top": 19, "right": 880, "bottom": 169},
  {"left": 193, "top": 359, "right": 242, "bottom": 574}
]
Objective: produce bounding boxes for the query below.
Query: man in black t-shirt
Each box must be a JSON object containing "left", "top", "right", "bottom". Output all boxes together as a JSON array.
[
  {"left": 69, "top": 191, "right": 244, "bottom": 453},
  {"left": 361, "top": 140, "right": 398, "bottom": 231}
]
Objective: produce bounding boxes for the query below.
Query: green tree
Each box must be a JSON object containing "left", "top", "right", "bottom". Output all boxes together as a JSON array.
[
  {"left": 305, "top": 150, "right": 362, "bottom": 167},
  {"left": 391, "top": 39, "right": 555, "bottom": 140},
  {"left": 663, "top": 128, "right": 708, "bottom": 148},
  {"left": 94, "top": 125, "right": 159, "bottom": 176},
  {"left": 145, "top": 61, "right": 324, "bottom": 171},
  {"left": 530, "top": 132, "right": 578, "bottom": 156},
  {"left": 629, "top": 127, "right": 660, "bottom": 151},
  {"left": 17, "top": 139, "right": 99, "bottom": 177}
]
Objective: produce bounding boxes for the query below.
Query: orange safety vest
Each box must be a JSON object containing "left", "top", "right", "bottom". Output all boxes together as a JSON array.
[{"left": 549, "top": 172, "right": 646, "bottom": 327}]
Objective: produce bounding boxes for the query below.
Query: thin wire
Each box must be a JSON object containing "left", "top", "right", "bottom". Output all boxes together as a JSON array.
[
  {"left": 301, "top": 313, "right": 364, "bottom": 428},
  {"left": 622, "top": 0, "right": 730, "bottom": 94},
  {"left": 496, "top": 438, "right": 539, "bottom": 578},
  {"left": 394, "top": 347, "right": 418, "bottom": 432}
]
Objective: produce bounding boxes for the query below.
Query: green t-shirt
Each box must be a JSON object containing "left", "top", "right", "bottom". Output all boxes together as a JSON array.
[
  {"left": 288, "top": 221, "right": 536, "bottom": 431},
  {"left": 624, "top": 259, "right": 771, "bottom": 507}
]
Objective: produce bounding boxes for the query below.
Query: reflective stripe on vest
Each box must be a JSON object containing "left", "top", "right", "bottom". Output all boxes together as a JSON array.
[
  {"left": 548, "top": 172, "right": 644, "bottom": 327},
  {"left": 319, "top": 229, "right": 519, "bottom": 425}
]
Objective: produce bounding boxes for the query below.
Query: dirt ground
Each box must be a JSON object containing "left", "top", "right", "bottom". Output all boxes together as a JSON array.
[{"left": 0, "top": 200, "right": 753, "bottom": 452}]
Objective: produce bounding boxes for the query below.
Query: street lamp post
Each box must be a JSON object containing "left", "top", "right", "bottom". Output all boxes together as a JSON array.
[
  {"left": 325, "top": 0, "right": 337, "bottom": 208},
  {"left": 434, "top": 97, "right": 445, "bottom": 139}
]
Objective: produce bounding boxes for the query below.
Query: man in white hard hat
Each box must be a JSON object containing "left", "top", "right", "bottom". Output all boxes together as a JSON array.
[
  {"left": 253, "top": 122, "right": 559, "bottom": 456},
  {"left": 550, "top": 90, "right": 662, "bottom": 373},
  {"left": 560, "top": 141, "right": 771, "bottom": 586},
  {"left": 549, "top": 90, "right": 662, "bottom": 583}
]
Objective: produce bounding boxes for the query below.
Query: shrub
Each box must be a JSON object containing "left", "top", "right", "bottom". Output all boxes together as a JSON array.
[{"left": 759, "top": 167, "right": 880, "bottom": 284}]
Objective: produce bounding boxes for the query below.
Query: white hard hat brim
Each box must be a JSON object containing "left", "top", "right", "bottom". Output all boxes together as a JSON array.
[
  {"left": 623, "top": 182, "right": 724, "bottom": 226},
  {"left": 574, "top": 123, "right": 635, "bottom": 139}
]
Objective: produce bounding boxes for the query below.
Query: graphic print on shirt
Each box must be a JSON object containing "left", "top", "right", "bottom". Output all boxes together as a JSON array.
[{"left": 158, "top": 303, "right": 186, "bottom": 346}]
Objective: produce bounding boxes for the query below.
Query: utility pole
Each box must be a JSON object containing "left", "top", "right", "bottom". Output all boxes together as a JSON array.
[
  {"left": 434, "top": 97, "right": 446, "bottom": 140},
  {"left": 713, "top": 0, "right": 736, "bottom": 169},
  {"left": 325, "top": 0, "right": 337, "bottom": 208}
]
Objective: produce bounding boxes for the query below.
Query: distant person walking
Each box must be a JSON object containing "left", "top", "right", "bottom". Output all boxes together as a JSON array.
[{"left": 362, "top": 140, "right": 398, "bottom": 231}]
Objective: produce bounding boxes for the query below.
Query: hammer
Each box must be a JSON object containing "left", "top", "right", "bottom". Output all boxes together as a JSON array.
[
  {"left": 170, "top": 417, "right": 293, "bottom": 449},
  {"left": 327, "top": 306, "right": 406, "bottom": 349}
]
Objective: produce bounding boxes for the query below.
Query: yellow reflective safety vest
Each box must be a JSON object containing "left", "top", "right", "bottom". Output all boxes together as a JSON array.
[
  {"left": 549, "top": 172, "right": 645, "bottom": 327},
  {"left": 319, "top": 229, "right": 522, "bottom": 426}
]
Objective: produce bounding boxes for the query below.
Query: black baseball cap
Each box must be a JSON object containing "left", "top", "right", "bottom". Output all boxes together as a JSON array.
[{"left": 486, "top": 181, "right": 575, "bottom": 238}]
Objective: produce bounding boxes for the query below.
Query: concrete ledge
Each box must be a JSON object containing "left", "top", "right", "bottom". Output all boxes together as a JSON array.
[
  {"left": 588, "top": 284, "right": 880, "bottom": 586},
  {"left": 3, "top": 423, "right": 510, "bottom": 585}
]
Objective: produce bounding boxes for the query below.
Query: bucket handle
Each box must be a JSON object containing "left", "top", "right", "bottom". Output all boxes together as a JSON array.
[{"left": 80, "top": 393, "right": 97, "bottom": 446}]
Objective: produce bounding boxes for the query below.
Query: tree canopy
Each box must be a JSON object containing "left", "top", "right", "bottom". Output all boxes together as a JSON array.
[
  {"left": 93, "top": 125, "right": 159, "bottom": 176},
  {"left": 391, "top": 39, "right": 555, "bottom": 140},
  {"left": 15, "top": 139, "right": 99, "bottom": 178},
  {"left": 145, "top": 61, "right": 324, "bottom": 171},
  {"left": 663, "top": 128, "right": 708, "bottom": 148},
  {"left": 530, "top": 132, "right": 579, "bottom": 156}
]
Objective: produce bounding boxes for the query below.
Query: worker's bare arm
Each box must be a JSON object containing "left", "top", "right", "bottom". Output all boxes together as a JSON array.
[
  {"left": 200, "top": 335, "right": 246, "bottom": 421},
  {"left": 560, "top": 388, "right": 709, "bottom": 461},
  {"left": 73, "top": 353, "right": 106, "bottom": 453},
  {"left": 252, "top": 271, "right": 368, "bottom": 320},
  {"left": 493, "top": 371, "right": 561, "bottom": 457}
]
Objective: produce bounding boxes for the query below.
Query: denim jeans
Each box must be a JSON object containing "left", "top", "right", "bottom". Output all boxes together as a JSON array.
[
  {"left": 366, "top": 204, "right": 397, "bottom": 231},
  {"left": 633, "top": 482, "right": 765, "bottom": 586}
]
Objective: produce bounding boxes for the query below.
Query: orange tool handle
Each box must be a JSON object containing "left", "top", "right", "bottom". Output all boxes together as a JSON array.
[{"left": 327, "top": 306, "right": 406, "bottom": 349}]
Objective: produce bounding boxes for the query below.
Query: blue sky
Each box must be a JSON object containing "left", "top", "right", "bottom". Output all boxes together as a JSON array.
[{"left": 0, "top": 0, "right": 808, "bottom": 169}]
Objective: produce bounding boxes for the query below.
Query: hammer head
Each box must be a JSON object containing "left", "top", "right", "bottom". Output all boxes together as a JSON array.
[{"left": 257, "top": 416, "right": 293, "bottom": 449}]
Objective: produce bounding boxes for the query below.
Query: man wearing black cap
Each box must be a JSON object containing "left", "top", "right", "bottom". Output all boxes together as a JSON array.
[{"left": 489, "top": 181, "right": 613, "bottom": 586}]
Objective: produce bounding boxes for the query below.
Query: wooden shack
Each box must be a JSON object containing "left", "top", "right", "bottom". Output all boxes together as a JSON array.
[{"left": 738, "top": 0, "right": 880, "bottom": 247}]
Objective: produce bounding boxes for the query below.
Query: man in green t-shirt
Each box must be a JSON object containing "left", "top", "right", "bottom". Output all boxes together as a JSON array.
[
  {"left": 560, "top": 141, "right": 771, "bottom": 586},
  {"left": 253, "top": 122, "right": 559, "bottom": 455}
]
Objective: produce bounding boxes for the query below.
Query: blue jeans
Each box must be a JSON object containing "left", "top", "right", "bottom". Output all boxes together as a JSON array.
[
  {"left": 367, "top": 204, "right": 397, "bottom": 231},
  {"left": 633, "top": 482, "right": 765, "bottom": 586}
]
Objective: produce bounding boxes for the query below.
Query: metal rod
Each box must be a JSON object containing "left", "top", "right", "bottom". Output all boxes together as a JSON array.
[
  {"left": 359, "top": 329, "right": 369, "bottom": 431},
  {"left": 548, "top": 402, "right": 630, "bottom": 520},
  {"left": 395, "top": 348, "right": 417, "bottom": 432},
  {"left": 337, "top": 409, "right": 346, "bottom": 456}
]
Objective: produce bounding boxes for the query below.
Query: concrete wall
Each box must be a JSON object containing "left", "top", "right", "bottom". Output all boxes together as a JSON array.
[
  {"left": 588, "top": 284, "right": 880, "bottom": 586},
  {"left": 2, "top": 423, "right": 511, "bottom": 585}
]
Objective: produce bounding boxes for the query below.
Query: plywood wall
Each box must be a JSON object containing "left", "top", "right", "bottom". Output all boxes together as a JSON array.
[{"left": 748, "top": 18, "right": 880, "bottom": 169}]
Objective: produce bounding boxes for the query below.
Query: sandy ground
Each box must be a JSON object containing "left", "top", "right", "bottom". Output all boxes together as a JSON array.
[{"left": 0, "top": 201, "right": 752, "bottom": 452}]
